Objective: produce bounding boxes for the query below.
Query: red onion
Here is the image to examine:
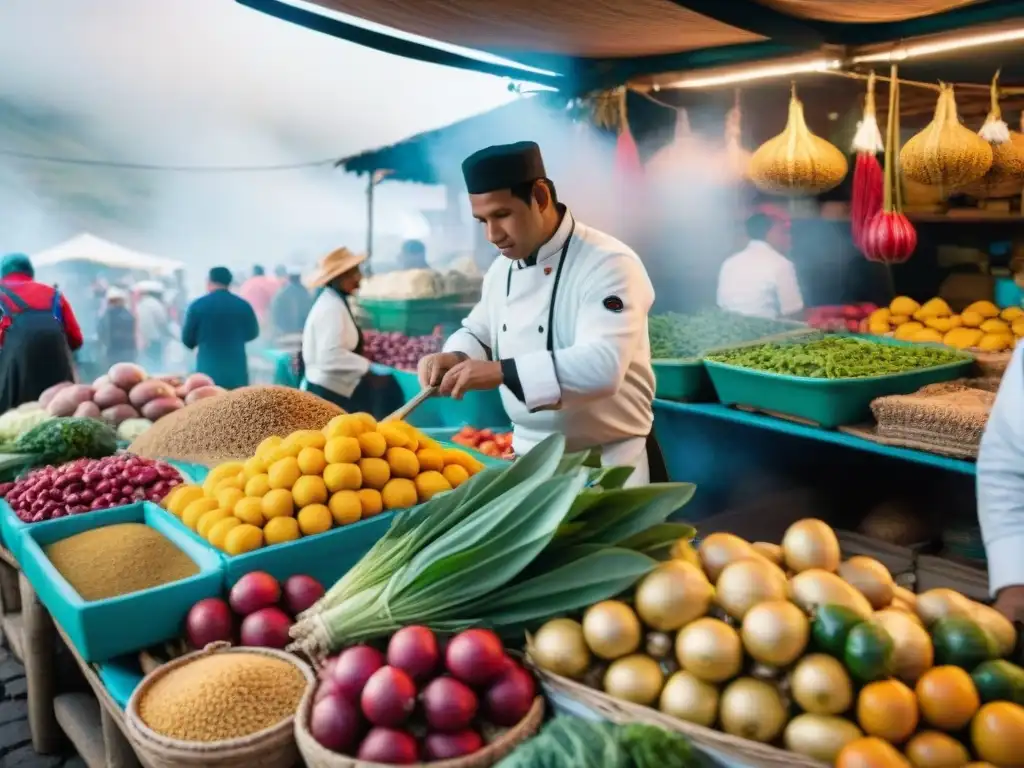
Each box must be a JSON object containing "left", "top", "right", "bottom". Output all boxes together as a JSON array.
[{"left": 862, "top": 211, "right": 917, "bottom": 264}]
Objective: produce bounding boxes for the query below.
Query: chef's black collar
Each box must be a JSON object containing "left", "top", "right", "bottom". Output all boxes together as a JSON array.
[{"left": 518, "top": 204, "right": 569, "bottom": 270}]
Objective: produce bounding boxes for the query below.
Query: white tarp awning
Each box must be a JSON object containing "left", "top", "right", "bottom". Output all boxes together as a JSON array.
[{"left": 32, "top": 233, "right": 185, "bottom": 276}]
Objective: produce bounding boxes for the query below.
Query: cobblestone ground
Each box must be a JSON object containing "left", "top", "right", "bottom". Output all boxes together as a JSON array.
[{"left": 0, "top": 647, "right": 85, "bottom": 768}]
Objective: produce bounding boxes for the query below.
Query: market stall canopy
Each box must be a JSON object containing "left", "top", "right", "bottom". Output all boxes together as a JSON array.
[
  {"left": 236, "top": 0, "right": 1024, "bottom": 90},
  {"left": 32, "top": 234, "right": 185, "bottom": 276}
]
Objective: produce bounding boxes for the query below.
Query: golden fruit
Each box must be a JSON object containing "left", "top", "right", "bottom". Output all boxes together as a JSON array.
[
  {"left": 165, "top": 485, "right": 204, "bottom": 516},
  {"left": 415, "top": 448, "right": 445, "bottom": 473},
  {"left": 716, "top": 558, "right": 787, "bottom": 620},
  {"left": 356, "top": 488, "right": 383, "bottom": 518},
  {"left": 904, "top": 731, "right": 970, "bottom": 768},
  {"left": 660, "top": 671, "right": 718, "bottom": 727},
  {"left": 292, "top": 475, "right": 328, "bottom": 508},
  {"left": 255, "top": 436, "right": 282, "bottom": 462},
  {"left": 603, "top": 654, "right": 664, "bottom": 706},
  {"left": 441, "top": 464, "right": 470, "bottom": 488},
  {"left": 296, "top": 447, "right": 327, "bottom": 475},
  {"left": 971, "top": 702, "right": 1024, "bottom": 767},
  {"left": 197, "top": 509, "right": 232, "bottom": 539},
  {"left": 323, "top": 463, "right": 362, "bottom": 493},
  {"left": 297, "top": 504, "right": 333, "bottom": 536},
  {"left": 719, "top": 677, "right": 787, "bottom": 743},
  {"left": 286, "top": 429, "right": 327, "bottom": 450},
  {"left": 915, "top": 589, "right": 972, "bottom": 626},
  {"left": 261, "top": 488, "right": 295, "bottom": 520},
  {"left": 377, "top": 424, "right": 411, "bottom": 449},
  {"left": 857, "top": 679, "right": 919, "bottom": 744},
  {"left": 915, "top": 666, "right": 980, "bottom": 732},
  {"left": 381, "top": 478, "right": 418, "bottom": 510},
  {"left": 784, "top": 714, "right": 863, "bottom": 764},
  {"left": 386, "top": 447, "right": 420, "bottom": 479},
  {"left": 242, "top": 456, "right": 266, "bottom": 480},
  {"left": 223, "top": 524, "right": 263, "bottom": 555},
  {"left": 873, "top": 609, "right": 934, "bottom": 684},
  {"left": 741, "top": 600, "right": 809, "bottom": 667},
  {"left": 324, "top": 436, "right": 361, "bottom": 464},
  {"left": 232, "top": 497, "right": 265, "bottom": 527},
  {"left": 789, "top": 569, "right": 873, "bottom": 618},
  {"left": 215, "top": 487, "right": 245, "bottom": 514},
  {"left": 675, "top": 618, "right": 743, "bottom": 683},
  {"left": 839, "top": 556, "right": 896, "bottom": 610},
  {"left": 530, "top": 618, "right": 590, "bottom": 679},
  {"left": 582, "top": 601, "right": 642, "bottom": 660},
  {"left": 791, "top": 654, "right": 853, "bottom": 715},
  {"left": 836, "top": 737, "right": 912, "bottom": 768},
  {"left": 325, "top": 414, "right": 367, "bottom": 439},
  {"left": 413, "top": 471, "right": 452, "bottom": 503},
  {"left": 207, "top": 517, "right": 242, "bottom": 550},
  {"left": 782, "top": 518, "right": 840, "bottom": 573},
  {"left": 358, "top": 458, "right": 391, "bottom": 490},
  {"left": 328, "top": 491, "right": 362, "bottom": 526},
  {"left": 357, "top": 431, "right": 388, "bottom": 458},
  {"left": 244, "top": 473, "right": 271, "bottom": 498},
  {"left": 182, "top": 498, "right": 220, "bottom": 531},
  {"left": 267, "top": 456, "right": 301, "bottom": 490},
  {"left": 698, "top": 532, "right": 756, "bottom": 582},
  {"left": 263, "top": 516, "right": 300, "bottom": 546},
  {"left": 634, "top": 560, "right": 712, "bottom": 632}
]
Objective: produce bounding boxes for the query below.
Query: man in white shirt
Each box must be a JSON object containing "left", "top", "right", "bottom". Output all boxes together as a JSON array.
[
  {"left": 717, "top": 212, "right": 804, "bottom": 319},
  {"left": 977, "top": 343, "right": 1024, "bottom": 621},
  {"left": 417, "top": 141, "right": 664, "bottom": 485}
]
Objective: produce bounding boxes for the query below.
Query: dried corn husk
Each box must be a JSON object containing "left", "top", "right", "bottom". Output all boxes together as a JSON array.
[
  {"left": 852, "top": 72, "right": 885, "bottom": 155},
  {"left": 724, "top": 89, "right": 751, "bottom": 179},
  {"left": 748, "top": 85, "right": 848, "bottom": 196},
  {"left": 959, "top": 72, "right": 1024, "bottom": 199},
  {"left": 900, "top": 84, "right": 993, "bottom": 190}
]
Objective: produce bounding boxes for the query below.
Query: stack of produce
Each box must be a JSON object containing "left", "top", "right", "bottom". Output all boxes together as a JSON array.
[
  {"left": 805, "top": 304, "right": 879, "bottom": 333},
  {"left": 363, "top": 330, "right": 443, "bottom": 371},
  {"left": 129, "top": 385, "right": 343, "bottom": 464},
  {"left": 41, "top": 364, "right": 225, "bottom": 433},
  {"left": 705, "top": 335, "right": 965, "bottom": 378},
  {"left": 186, "top": 571, "right": 325, "bottom": 650},
  {"left": 870, "top": 381, "right": 995, "bottom": 459},
  {"left": 450, "top": 426, "right": 513, "bottom": 459},
  {"left": 161, "top": 414, "right": 486, "bottom": 555},
  {"left": 648, "top": 310, "right": 806, "bottom": 360},
  {"left": 0, "top": 454, "right": 184, "bottom": 522},
  {"left": 867, "top": 296, "right": 1024, "bottom": 352},
  {"left": 530, "top": 518, "right": 1024, "bottom": 766},
  {"left": 46, "top": 522, "right": 200, "bottom": 601},
  {"left": 306, "top": 626, "right": 537, "bottom": 763},
  {"left": 289, "top": 434, "right": 695, "bottom": 660},
  {"left": 357, "top": 269, "right": 447, "bottom": 300},
  {"left": 0, "top": 417, "right": 118, "bottom": 480},
  {"left": 136, "top": 649, "right": 308, "bottom": 743},
  {"left": 496, "top": 717, "right": 701, "bottom": 768}
]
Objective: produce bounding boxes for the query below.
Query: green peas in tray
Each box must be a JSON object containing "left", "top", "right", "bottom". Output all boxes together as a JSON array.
[
  {"left": 705, "top": 336, "right": 967, "bottom": 379},
  {"left": 648, "top": 310, "right": 808, "bottom": 360}
]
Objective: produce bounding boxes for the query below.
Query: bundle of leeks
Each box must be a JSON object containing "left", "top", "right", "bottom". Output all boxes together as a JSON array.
[{"left": 289, "top": 434, "right": 696, "bottom": 658}]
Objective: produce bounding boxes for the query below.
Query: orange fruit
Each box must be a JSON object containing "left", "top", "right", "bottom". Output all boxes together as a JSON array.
[
  {"left": 971, "top": 701, "right": 1024, "bottom": 767},
  {"left": 915, "top": 666, "right": 980, "bottom": 732},
  {"left": 903, "top": 731, "right": 970, "bottom": 768},
  {"left": 296, "top": 447, "right": 327, "bottom": 475},
  {"left": 857, "top": 679, "right": 919, "bottom": 744},
  {"left": 837, "top": 737, "right": 912, "bottom": 768},
  {"left": 261, "top": 488, "right": 295, "bottom": 520}
]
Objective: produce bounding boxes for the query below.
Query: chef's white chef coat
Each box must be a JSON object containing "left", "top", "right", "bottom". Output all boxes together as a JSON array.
[
  {"left": 716, "top": 240, "right": 804, "bottom": 319},
  {"left": 443, "top": 209, "right": 656, "bottom": 482},
  {"left": 302, "top": 288, "right": 368, "bottom": 398}
]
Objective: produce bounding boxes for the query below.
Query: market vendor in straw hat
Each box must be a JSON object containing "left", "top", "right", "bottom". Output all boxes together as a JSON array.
[
  {"left": 301, "top": 248, "right": 400, "bottom": 415},
  {"left": 417, "top": 141, "right": 666, "bottom": 486}
]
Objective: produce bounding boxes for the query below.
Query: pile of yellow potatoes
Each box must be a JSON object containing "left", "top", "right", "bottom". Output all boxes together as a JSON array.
[
  {"left": 866, "top": 297, "right": 1023, "bottom": 352},
  {"left": 160, "top": 413, "right": 485, "bottom": 556}
]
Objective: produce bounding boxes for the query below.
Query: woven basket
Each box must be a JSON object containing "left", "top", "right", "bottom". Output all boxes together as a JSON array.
[
  {"left": 532, "top": 665, "right": 827, "bottom": 768},
  {"left": 295, "top": 684, "right": 544, "bottom": 768},
  {"left": 973, "top": 350, "right": 1012, "bottom": 379},
  {"left": 125, "top": 642, "right": 315, "bottom": 768}
]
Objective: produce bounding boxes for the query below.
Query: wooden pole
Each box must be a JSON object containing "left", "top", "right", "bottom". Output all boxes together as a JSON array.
[
  {"left": 366, "top": 173, "right": 376, "bottom": 276},
  {"left": 20, "top": 573, "right": 61, "bottom": 754}
]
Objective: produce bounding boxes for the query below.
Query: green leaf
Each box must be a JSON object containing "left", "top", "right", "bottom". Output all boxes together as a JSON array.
[
  {"left": 617, "top": 522, "right": 696, "bottom": 552},
  {"left": 554, "top": 450, "right": 590, "bottom": 477},
  {"left": 588, "top": 465, "right": 635, "bottom": 490},
  {"left": 582, "top": 448, "right": 603, "bottom": 469},
  {"left": 587, "top": 484, "right": 696, "bottom": 546},
  {"left": 470, "top": 548, "right": 656, "bottom": 627},
  {"left": 569, "top": 484, "right": 696, "bottom": 542},
  {"left": 563, "top": 487, "right": 606, "bottom": 522},
  {"left": 394, "top": 473, "right": 588, "bottom": 612}
]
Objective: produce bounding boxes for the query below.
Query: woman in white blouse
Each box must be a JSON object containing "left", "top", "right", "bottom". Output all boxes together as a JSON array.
[{"left": 301, "top": 247, "right": 383, "bottom": 412}]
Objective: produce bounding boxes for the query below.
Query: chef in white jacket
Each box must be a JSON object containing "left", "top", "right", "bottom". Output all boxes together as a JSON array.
[{"left": 418, "top": 142, "right": 664, "bottom": 485}]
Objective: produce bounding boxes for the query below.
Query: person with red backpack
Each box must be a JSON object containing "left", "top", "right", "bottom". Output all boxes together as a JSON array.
[{"left": 0, "top": 253, "right": 83, "bottom": 411}]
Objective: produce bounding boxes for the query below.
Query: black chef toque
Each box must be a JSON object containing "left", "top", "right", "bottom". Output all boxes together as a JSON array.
[{"left": 462, "top": 141, "right": 547, "bottom": 194}]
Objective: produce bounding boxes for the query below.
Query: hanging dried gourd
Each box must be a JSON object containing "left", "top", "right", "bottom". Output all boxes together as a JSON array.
[
  {"left": 724, "top": 90, "right": 751, "bottom": 179},
  {"left": 899, "top": 84, "right": 993, "bottom": 190},
  {"left": 851, "top": 72, "right": 885, "bottom": 253},
  {"left": 958, "top": 72, "right": 1024, "bottom": 199},
  {"left": 748, "top": 85, "right": 848, "bottom": 196},
  {"left": 863, "top": 66, "right": 917, "bottom": 266}
]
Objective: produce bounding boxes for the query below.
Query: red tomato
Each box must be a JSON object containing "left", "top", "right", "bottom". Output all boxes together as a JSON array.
[{"left": 478, "top": 440, "right": 497, "bottom": 455}]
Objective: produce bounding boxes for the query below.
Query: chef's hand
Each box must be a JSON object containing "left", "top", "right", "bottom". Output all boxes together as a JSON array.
[
  {"left": 418, "top": 352, "right": 465, "bottom": 388},
  {"left": 994, "top": 585, "right": 1024, "bottom": 622},
  {"left": 440, "top": 360, "right": 503, "bottom": 400}
]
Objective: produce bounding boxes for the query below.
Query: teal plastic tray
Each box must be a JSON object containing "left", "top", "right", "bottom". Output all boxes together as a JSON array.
[
  {"left": 355, "top": 296, "right": 470, "bottom": 337},
  {"left": 97, "top": 656, "right": 144, "bottom": 709},
  {"left": 19, "top": 502, "right": 224, "bottom": 662},
  {"left": 382, "top": 365, "right": 510, "bottom": 429},
  {"left": 703, "top": 338, "right": 974, "bottom": 428},
  {"left": 651, "top": 359, "right": 713, "bottom": 402}
]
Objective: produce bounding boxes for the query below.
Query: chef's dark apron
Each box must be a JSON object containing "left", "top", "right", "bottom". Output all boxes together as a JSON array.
[
  {"left": 0, "top": 285, "right": 75, "bottom": 413},
  {"left": 501, "top": 225, "right": 669, "bottom": 483}
]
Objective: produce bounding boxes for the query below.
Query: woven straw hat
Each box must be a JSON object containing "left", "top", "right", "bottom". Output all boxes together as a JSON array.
[{"left": 308, "top": 247, "right": 366, "bottom": 288}]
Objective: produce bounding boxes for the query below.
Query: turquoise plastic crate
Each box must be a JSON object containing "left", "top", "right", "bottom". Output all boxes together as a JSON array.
[
  {"left": 420, "top": 426, "right": 512, "bottom": 463},
  {"left": 165, "top": 460, "right": 210, "bottom": 485},
  {"left": 18, "top": 502, "right": 224, "bottom": 662},
  {"left": 651, "top": 359, "right": 713, "bottom": 402},
  {"left": 97, "top": 657, "right": 144, "bottom": 709},
  {"left": 355, "top": 296, "right": 470, "bottom": 337},
  {"left": 703, "top": 337, "right": 974, "bottom": 428},
  {"left": 384, "top": 366, "right": 510, "bottom": 429}
]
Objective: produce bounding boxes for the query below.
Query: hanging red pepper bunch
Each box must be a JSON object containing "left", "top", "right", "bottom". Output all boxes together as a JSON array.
[
  {"left": 862, "top": 66, "right": 917, "bottom": 264},
  {"left": 851, "top": 72, "right": 885, "bottom": 253}
]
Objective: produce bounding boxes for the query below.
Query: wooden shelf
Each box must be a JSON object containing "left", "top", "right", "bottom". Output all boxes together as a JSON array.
[
  {"left": 54, "top": 693, "right": 106, "bottom": 768},
  {"left": 2, "top": 612, "right": 24, "bottom": 662}
]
